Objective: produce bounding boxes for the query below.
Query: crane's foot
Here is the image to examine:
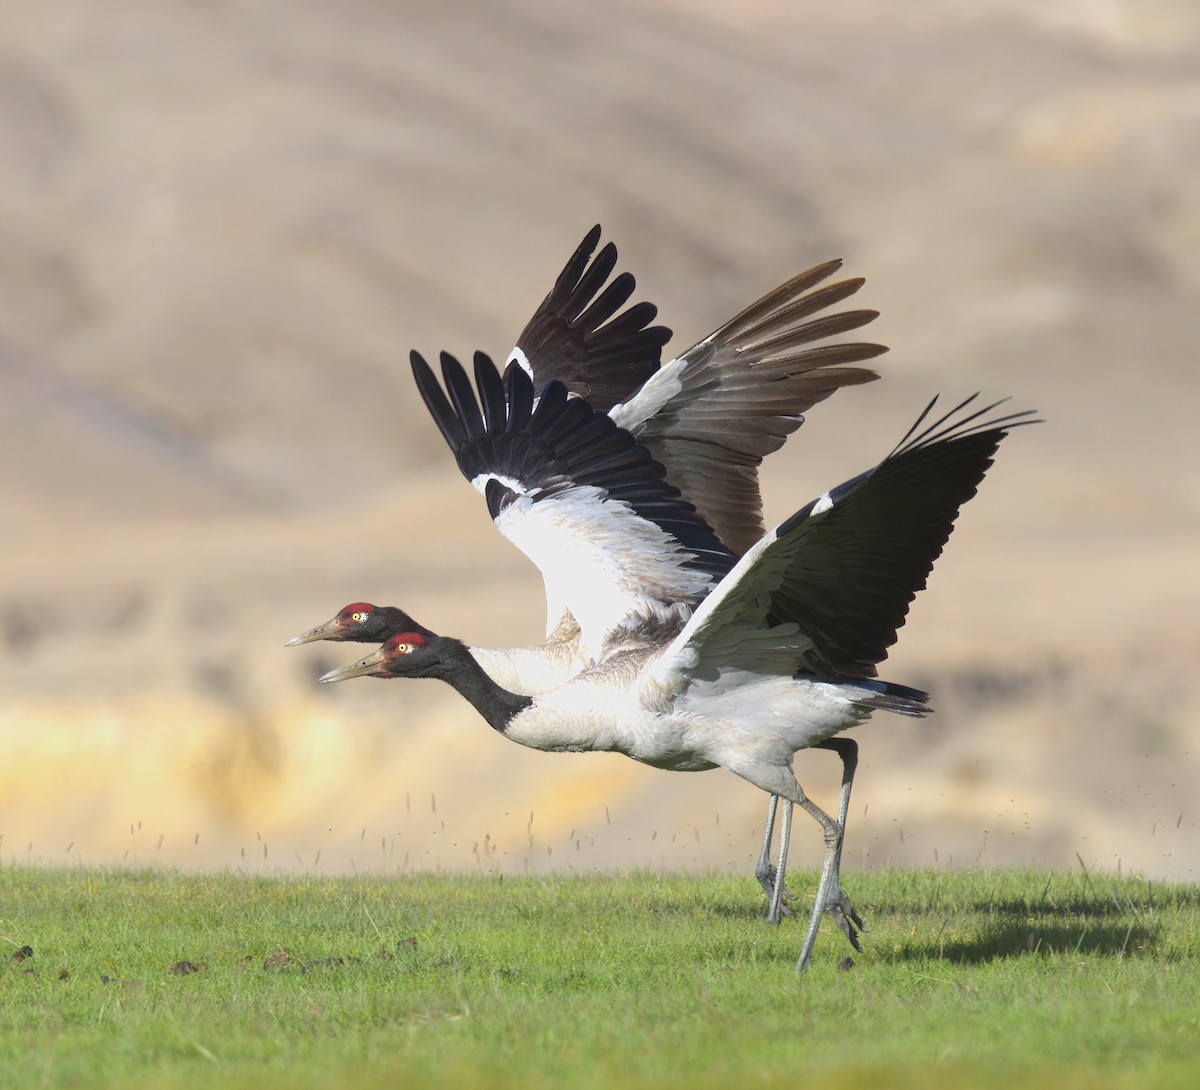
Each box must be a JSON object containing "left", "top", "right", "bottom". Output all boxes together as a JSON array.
[
  {"left": 826, "top": 886, "right": 865, "bottom": 953},
  {"left": 757, "top": 864, "right": 796, "bottom": 923}
]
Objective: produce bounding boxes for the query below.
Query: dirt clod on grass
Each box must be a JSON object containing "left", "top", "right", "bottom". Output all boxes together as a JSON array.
[{"left": 170, "top": 960, "right": 204, "bottom": 976}]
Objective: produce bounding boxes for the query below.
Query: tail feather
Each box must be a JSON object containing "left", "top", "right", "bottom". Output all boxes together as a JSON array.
[{"left": 856, "top": 680, "right": 932, "bottom": 718}]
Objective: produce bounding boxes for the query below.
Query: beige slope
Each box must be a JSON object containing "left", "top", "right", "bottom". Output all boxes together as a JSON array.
[{"left": 2, "top": 0, "right": 1198, "bottom": 884}]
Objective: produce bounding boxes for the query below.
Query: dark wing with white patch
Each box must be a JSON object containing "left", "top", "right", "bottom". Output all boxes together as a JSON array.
[
  {"left": 650, "top": 396, "right": 1038, "bottom": 688},
  {"left": 412, "top": 350, "right": 736, "bottom": 647},
  {"left": 511, "top": 225, "right": 672, "bottom": 413},
  {"left": 614, "top": 262, "right": 886, "bottom": 555},
  {"left": 411, "top": 349, "right": 733, "bottom": 579}
]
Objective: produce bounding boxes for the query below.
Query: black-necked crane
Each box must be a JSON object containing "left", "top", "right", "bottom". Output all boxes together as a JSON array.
[
  {"left": 317, "top": 352, "right": 1035, "bottom": 970},
  {"left": 289, "top": 226, "right": 885, "bottom": 921}
]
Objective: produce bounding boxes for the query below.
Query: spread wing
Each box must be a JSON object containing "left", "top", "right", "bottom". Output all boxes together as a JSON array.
[
  {"left": 411, "top": 349, "right": 735, "bottom": 655},
  {"left": 509, "top": 225, "right": 672, "bottom": 413},
  {"left": 510, "top": 229, "right": 888, "bottom": 557},
  {"left": 646, "top": 396, "right": 1038, "bottom": 694},
  {"left": 611, "top": 261, "right": 887, "bottom": 555}
]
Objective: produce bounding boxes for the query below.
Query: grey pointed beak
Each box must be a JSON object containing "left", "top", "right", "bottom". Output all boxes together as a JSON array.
[
  {"left": 285, "top": 617, "right": 341, "bottom": 647},
  {"left": 319, "top": 648, "right": 385, "bottom": 683}
]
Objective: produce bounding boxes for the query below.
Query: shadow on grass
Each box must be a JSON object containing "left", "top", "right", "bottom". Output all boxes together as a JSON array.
[
  {"left": 959, "top": 885, "right": 1200, "bottom": 918},
  {"left": 728, "top": 887, "right": 1180, "bottom": 966},
  {"left": 704, "top": 901, "right": 790, "bottom": 922},
  {"left": 922, "top": 919, "right": 1159, "bottom": 964},
  {"left": 708, "top": 888, "right": 1191, "bottom": 923},
  {"left": 968, "top": 897, "right": 1138, "bottom": 919},
  {"left": 638, "top": 870, "right": 1194, "bottom": 967},
  {"left": 872, "top": 885, "right": 1172, "bottom": 964}
]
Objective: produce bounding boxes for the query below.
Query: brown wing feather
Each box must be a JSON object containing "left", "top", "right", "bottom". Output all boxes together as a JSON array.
[{"left": 633, "top": 262, "right": 885, "bottom": 554}]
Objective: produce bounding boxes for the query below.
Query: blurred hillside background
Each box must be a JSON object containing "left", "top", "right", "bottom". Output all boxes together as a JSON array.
[{"left": 2, "top": 0, "right": 1198, "bottom": 883}]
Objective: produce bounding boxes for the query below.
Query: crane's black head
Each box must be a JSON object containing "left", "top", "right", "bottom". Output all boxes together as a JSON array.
[
  {"left": 285, "top": 603, "right": 419, "bottom": 647},
  {"left": 319, "top": 631, "right": 445, "bottom": 683}
]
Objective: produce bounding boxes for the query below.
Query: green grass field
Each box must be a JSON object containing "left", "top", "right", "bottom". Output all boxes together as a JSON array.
[{"left": 1, "top": 866, "right": 1197, "bottom": 1089}]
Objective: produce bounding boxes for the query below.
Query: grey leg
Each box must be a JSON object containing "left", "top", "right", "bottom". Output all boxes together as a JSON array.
[
  {"left": 723, "top": 757, "right": 855, "bottom": 970},
  {"left": 793, "top": 791, "right": 843, "bottom": 972},
  {"left": 816, "top": 738, "right": 864, "bottom": 952},
  {"left": 756, "top": 795, "right": 795, "bottom": 922},
  {"left": 766, "top": 799, "right": 793, "bottom": 924},
  {"left": 755, "top": 794, "right": 779, "bottom": 898}
]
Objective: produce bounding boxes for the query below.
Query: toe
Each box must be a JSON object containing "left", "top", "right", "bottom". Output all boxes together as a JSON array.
[{"left": 826, "top": 889, "right": 865, "bottom": 952}]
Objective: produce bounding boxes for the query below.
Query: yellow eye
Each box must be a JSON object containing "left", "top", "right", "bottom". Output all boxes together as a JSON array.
[
  {"left": 395, "top": 643, "right": 411, "bottom": 654},
  {"left": 352, "top": 612, "right": 365, "bottom": 622}
]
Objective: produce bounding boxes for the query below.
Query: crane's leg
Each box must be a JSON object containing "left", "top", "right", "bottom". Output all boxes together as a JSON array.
[
  {"left": 722, "top": 760, "right": 848, "bottom": 970},
  {"left": 755, "top": 794, "right": 778, "bottom": 897},
  {"left": 816, "top": 738, "right": 864, "bottom": 952},
  {"left": 755, "top": 795, "right": 795, "bottom": 922},
  {"left": 765, "top": 799, "right": 794, "bottom": 924},
  {"left": 793, "top": 790, "right": 842, "bottom": 972}
]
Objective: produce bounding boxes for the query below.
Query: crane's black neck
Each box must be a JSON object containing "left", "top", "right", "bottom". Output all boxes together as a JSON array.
[{"left": 426, "top": 637, "right": 533, "bottom": 733}]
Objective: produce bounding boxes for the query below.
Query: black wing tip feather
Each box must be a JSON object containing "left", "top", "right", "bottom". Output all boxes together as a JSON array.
[
  {"left": 410, "top": 349, "right": 468, "bottom": 451},
  {"left": 582, "top": 223, "right": 603, "bottom": 251},
  {"left": 889, "top": 394, "right": 1041, "bottom": 459},
  {"left": 473, "top": 350, "right": 509, "bottom": 433},
  {"left": 439, "top": 350, "right": 485, "bottom": 439},
  {"left": 551, "top": 225, "right": 604, "bottom": 297}
]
